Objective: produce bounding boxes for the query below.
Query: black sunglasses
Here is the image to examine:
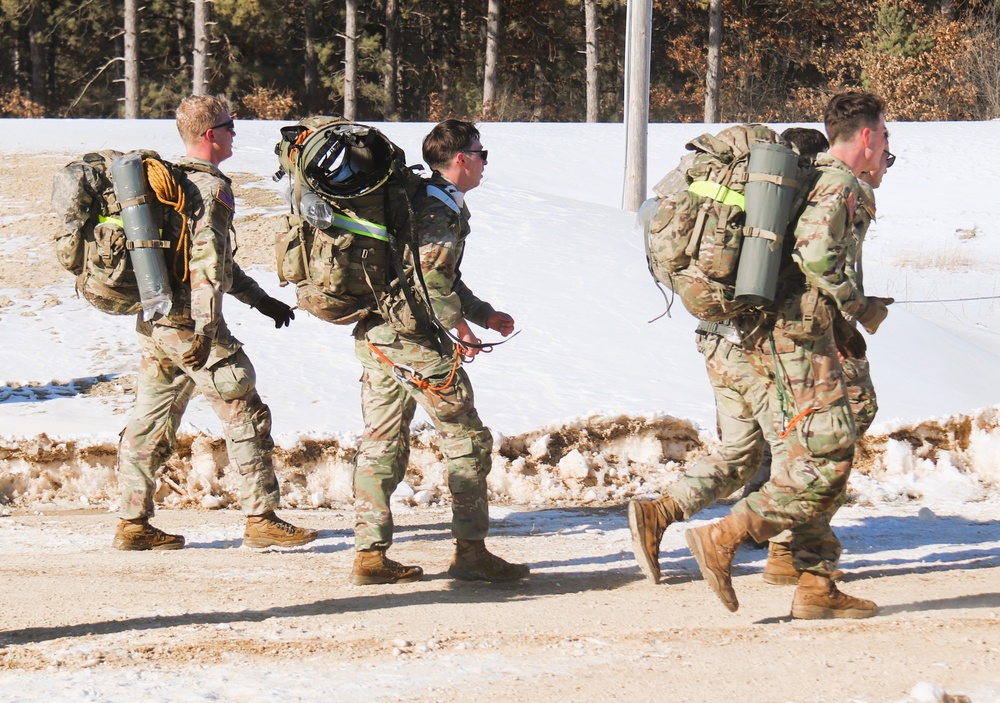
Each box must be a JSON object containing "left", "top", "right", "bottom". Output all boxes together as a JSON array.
[
  {"left": 885, "top": 151, "right": 896, "bottom": 169},
  {"left": 462, "top": 149, "right": 488, "bottom": 161},
  {"left": 201, "top": 119, "right": 235, "bottom": 137}
]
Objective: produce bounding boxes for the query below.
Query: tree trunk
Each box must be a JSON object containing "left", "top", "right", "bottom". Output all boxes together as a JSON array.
[
  {"left": 344, "top": 0, "right": 357, "bottom": 120},
  {"left": 192, "top": 0, "right": 209, "bottom": 95},
  {"left": 482, "top": 0, "right": 500, "bottom": 118},
  {"left": 584, "top": 0, "right": 600, "bottom": 122},
  {"left": 124, "top": 0, "right": 140, "bottom": 118},
  {"left": 704, "top": 0, "right": 722, "bottom": 123},
  {"left": 175, "top": 0, "right": 188, "bottom": 68},
  {"left": 28, "top": 21, "right": 46, "bottom": 109},
  {"left": 304, "top": 0, "right": 317, "bottom": 112},
  {"left": 383, "top": 0, "right": 399, "bottom": 120}
]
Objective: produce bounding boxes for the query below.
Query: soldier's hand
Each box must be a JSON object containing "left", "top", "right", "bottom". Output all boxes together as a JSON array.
[
  {"left": 486, "top": 311, "right": 515, "bottom": 337},
  {"left": 858, "top": 296, "right": 894, "bottom": 335},
  {"left": 834, "top": 316, "right": 867, "bottom": 359},
  {"left": 255, "top": 295, "right": 295, "bottom": 328},
  {"left": 182, "top": 334, "right": 212, "bottom": 370}
]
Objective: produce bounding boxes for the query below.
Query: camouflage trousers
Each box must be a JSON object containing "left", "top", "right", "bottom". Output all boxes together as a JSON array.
[
  {"left": 353, "top": 322, "right": 493, "bottom": 552},
  {"left": 667, "top": 329, "right": 857, "bottom": 575},
  {"left": 766, "top": 351, "right": 877, "bottom": 548},
  {"left": 117, "top": 325, "right": 280, "bottom": 520}
]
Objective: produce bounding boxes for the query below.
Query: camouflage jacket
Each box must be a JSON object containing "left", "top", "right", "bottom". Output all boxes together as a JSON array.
[
  {"left": 785, "top": 153, "right": 870, "bottom": 322},
  {"left": 150, "top": 157, "right": 266, "bottom": 339},
  {"left": 409, "top": 172, "right": 495, "bottom": 330},
  {"left": 847, "top": 180, "right": 876, "bottom": 295}
]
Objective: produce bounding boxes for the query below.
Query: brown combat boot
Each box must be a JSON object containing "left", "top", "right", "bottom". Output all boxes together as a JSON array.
[
  {"left": 684, "top": 513, "right": 750, "bottom": 612},
  {"left": 112, "top": 518, "right": 185, "bottom": 551},
  {"left": 627, "top": 495, "right": 683, "bottom": 584},
  {"left": 763, "top": 542, "right": 845, "bottom": 586},
  {"left": 791, "top": 571, "right": 877, "bottom": 619},
  {"left": 350, "top": 549, "right": 424, "bottom": 585},
  {"left": 448, "top": 539, "right": 530, "bottom": 582},
  {"left": 243, "top": 511, "right": 318, "bottom": 548}
]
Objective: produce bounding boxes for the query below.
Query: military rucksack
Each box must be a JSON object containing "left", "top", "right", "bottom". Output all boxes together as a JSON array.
[
  {"left": 641, "top": 124, "right": 807, "bottom": 322},
  {"left": 51, "top": 150, "right": 187, "bottom": 315},
  {"left": 273, "top": 117, "right": 433, "bottom": 330}
]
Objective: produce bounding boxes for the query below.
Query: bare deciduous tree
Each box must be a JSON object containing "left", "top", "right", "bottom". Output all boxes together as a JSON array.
[
  {"left": 344, "top": 0, "right": 357, "bottom": 119},
  {"left": 383, "top": 0, "right": 399, "bottom": 120},
  {"left": 584, "top": 0, "right": 599, "bottom": 122},
  {"left": 704, "top": 0, "right": 721, "bottom": 122},
  {"left": 483, "top": 0, "right": 500, "bottom": 118},
  {"left": 124, "top": 0, "right": 139, "bottom": 117},
  {"left": 192, "top": 0, "right": 208, "bottom": 95}
]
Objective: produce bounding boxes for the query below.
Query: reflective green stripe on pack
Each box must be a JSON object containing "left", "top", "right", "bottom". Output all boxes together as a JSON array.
[
  {"left": 98, "top": 215, "right": 124, "bottom": 227},
  {"left": 688, "top": 180, "right": 745, "bottom": 210},
  {"left": 332, "top": 213, "right": 389, "bottom": 242},
  {"left": 99, "top": 215, "right": 164, "bottom": 239}
]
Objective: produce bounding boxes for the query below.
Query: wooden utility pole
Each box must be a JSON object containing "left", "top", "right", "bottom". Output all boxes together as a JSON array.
[
  {"left": 622, "top": 0, "right": 651, "bottom": 211},
  {"left": 124, "top": 0, "right": 139, "bottom": 117}
]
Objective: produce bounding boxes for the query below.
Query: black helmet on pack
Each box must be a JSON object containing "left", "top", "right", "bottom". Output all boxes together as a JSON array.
[{"left": 276, "top": 120, "right": 400, "bottom": 201}]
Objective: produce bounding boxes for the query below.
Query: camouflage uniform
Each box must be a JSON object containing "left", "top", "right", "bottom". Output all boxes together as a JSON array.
[
  {"left": 352, "top": 174, "right": 497, "bottom": 551},
  {"left": 725, "top": 153, "right": 879, "bottom": 575},
  {"left": 117, "top": 157, "right": 280, "bottom": 519}
]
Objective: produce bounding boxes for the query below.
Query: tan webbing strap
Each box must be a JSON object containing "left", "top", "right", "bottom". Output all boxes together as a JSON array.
[
  {"left": 117, "top": 194, "right": 150, "bottom": 209},
  {"left": 685, "top": 204, "right": 709, "bottom": 258},
  {"left": 743, "top": 226, "right": 783, "bottom": 243},
  {"left": 745, "top": 173, "right": 799, "bottom": 188},
  {"left": 125, "top": 240, "right": 172, "bottom": 250}
]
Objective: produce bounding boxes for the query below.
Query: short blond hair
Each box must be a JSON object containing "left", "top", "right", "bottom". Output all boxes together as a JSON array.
[{"left": 176, "top": 94, "right": 232, "bottom": 146}]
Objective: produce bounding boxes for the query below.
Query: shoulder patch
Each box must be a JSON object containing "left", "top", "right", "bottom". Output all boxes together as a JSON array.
[
  {"left": 426, "top": 184, "right": 462, "bottom": 213},
  {"left": 846, "top": 192, "right": 856, "bottom": 220},
  {"left": 215, "top": 186, "right": 235, "bottom": 212}
]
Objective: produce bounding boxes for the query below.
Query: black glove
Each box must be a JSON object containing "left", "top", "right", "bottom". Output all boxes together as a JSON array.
[
  {"left": 255, "top": 295, "right": 295, "bottom": 328},
  {"left": 182, "top": 334, "right": 212, "bottom": 370},
  {"left": 833, "top": 315, "right": 867, "bottom": 359}
]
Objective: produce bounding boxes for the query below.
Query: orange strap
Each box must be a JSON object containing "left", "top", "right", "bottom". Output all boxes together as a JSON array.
[
  {"left": 778, "top": 406, "right": 818, "bottom": 440},
  {"left": 367, "top": 343, "right": 461, "bottom": 399}
]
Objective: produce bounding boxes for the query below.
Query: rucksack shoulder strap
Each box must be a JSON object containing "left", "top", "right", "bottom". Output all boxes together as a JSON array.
[{"left": 425, "top": 183, "right": 462, "bottom": 213}]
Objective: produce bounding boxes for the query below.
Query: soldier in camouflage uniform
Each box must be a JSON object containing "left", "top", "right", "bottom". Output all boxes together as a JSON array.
[
  {"left": 114, "top": 95, "right": 317, "bottom": 551},
  {"left": 631, "top": 93, "right": 892, "bottom": 619},
  {"left": 349, "top": 120, "right": 529, "bottom": 585}
]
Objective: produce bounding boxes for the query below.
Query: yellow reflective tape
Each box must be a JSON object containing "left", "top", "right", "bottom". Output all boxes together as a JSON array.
[
  {"left": 332, "top": 213, "right": 389, "bottom": 242},
  {"left": 688, "top": 180, "right": 745, "bottom": 210},
  {"left": 98, "top": 215, "right": 164, "bottom": 237}
]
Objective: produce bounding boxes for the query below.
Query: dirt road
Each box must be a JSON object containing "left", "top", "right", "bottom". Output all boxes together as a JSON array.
[{"left": 1, "top": 505, "right": 997, "bottom": 702}]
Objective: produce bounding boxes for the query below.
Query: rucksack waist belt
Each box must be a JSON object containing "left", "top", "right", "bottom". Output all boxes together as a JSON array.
[
  {"left": 688, "top": 180, "right": 745, "bottom": 210},
  {"left": 696, "top": 320, "right": 741, "bottom": 344},
  {"left": 332, "top": 213, "right": 389, "bottom": 242}
]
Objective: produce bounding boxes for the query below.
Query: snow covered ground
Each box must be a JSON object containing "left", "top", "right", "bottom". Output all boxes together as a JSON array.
[{"left": 1, "top": 118, "right": 998, "bottom": 702}]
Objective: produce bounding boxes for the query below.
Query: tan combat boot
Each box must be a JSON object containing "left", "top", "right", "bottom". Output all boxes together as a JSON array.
[
  {"left": 112, "top": 518, "right": 185, "bottom": 551},
  {"left": 350, "top": 549, "right": 424, "bottom": 585},
  {"left": 627, "top": 495, "right": 683, "bottom": 584},
  {"left": 791, "top": 571, "right": 877, "bottom": 619},
  {"left": 243, "top": 511, "right": 318, "bottom": 548},
  {"left": 763, "top": 542, "right": 800, "bottom": 585},
  {"left": 684, "top": 513, "right": 750, "bottom": 612},
  {"left": 448, "top": 539, "right": 530, "bottom": 582},
  {"left": 763, "top": 542, "right": 845, "bottom": 586}
]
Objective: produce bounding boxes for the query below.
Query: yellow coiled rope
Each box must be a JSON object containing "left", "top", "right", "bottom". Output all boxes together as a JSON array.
[{"left": 144, "top": 157, "right": 191, "bottom": 282}]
